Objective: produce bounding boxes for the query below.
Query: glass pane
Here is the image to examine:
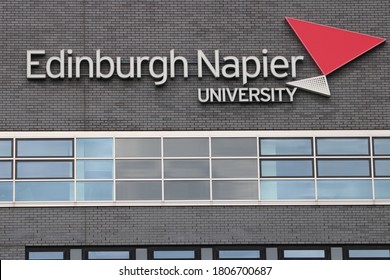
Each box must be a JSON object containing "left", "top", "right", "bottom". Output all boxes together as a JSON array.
[
  {"left": 212, "top": 159, "right": 257, "bottom": 178},
  {"left": 0, "top": 182, "right": 13, "bottom": 201},
  {"left": 374, "top": 159, "right": 390, "bottom": 177},
  {"left": 164, "top": 138, "right": 209, "bottom": 157},
  {"left": 349, "top": 250, "right": 390, "bottom": 258},
  {"left": 212, "top": 138, "right": 257, "bottom": 157},
  {"left": 261, "top": 180, "right": 315, "bottom": 200},
  {"left": 0, "top": 161, "right": 12, "bottom": 179},
  {"left": 116, "top": 138, "right": 161, "bottom": 157},
  {"left": 17, "top": 139, "right": 73, "bottom": 157},
  {"left": 153, "top": 250, "right": 195, "bottom": 259},
  {"left": 261, "top": 160, "right": 313, "bottom": 177},
  {"left": 317, "top": 160, "right": 370, "bottom": 177},
  {"left": 0, "top": 140, "right": 12, "bottom": 157},
  {"left": 374, "top": 180, "right": 390, "bottom": 199},
  {"left": 76, "top": 138, "right": 112, "bottom": 157},
  {"left": 88, "top": 251, "right": 130, "bottom": 260},
  {"left": 164, "top": 160, "right": 209, "bottom": 178},
  {"left": 316, "top": 138, "right": 369, "bottom": 155},
  {"left": 77, "top": 160, "right": 113, "bottom": 179},
  {"left": 116, "top": 160, "right": 161, "bottom": 179},
  {"left": 28, "top": 251, "right": 64, "bottom": 260},
  {"left": 16, "top": 161, "right": 73, "bottom": 179},
  {"left": 212, "top": 180, "right": 258, "bottom": 200},
  {"left": 76, "top": 181, "right": 113, "bottom": 201},
  {"left": 15, "top": 181, "right": 74, "bottom": 201},
  {"left": 164, "top": 181, "right": 210, "bottom": 200},
  {"left": 284, "top": 250, "right": 325, "bottom": 259},
  {"left": 260, "top": 138, "right": 312, "bottom": 156},
  {"left": 374, "top": 138, "right": 390, "bottom": 155},
  {"left": 116, "top": 181, "right": 162, "bottom": 200},
  {"left": 219, "top": 250, "right": 260, "bottom": 259},
  {"left": 317, "top": 180, "right": 372, "bottom": 199}
]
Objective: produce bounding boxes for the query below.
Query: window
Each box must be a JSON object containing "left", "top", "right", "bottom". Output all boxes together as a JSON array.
[
  {"left": 0, "top": 139, "right": 12, "bottom": 157},
  {"left": 16, "top": 161, "right": 73, "bottom": 179},
  {"left": 116, "top": 138, "right": 160, "bottom": 157},
  {"left": 27, "top": 251, "right": 66, "bottom": 260},
  {"left": 164, "top": 160, "right": 209, "bottom": 178},
  {"left": 316, "top": 138, "right": 369, "bottom": 155},
  {"left": 317, "top": 159, "right": 370, "bottom": 177},
  {"left": 16, "top": 139, "right": 73, "bottom": 157},
  {"left": 164, "top": 138, "right": 208, "bottom": 157},
  {"left": 215, "top": 247, "right": 263, "bottom": 259},
  {"left": 77, "top": 160, "right": 113, "bottom": 179},
  {"left": 149, "top": 248, "right": 199, "bottom": 260},
  {"left": 261, "top": 160, "right": 313, "bottom": 178},
  {"left": 317, "top": 180, "right": 372, "bottom": 199},
  {"left": 211, "top": 138, "right": 257, "bottom": 157},
  {"left": 373, "top": 138, "right": 390, "bottom": 155},
  {"left": 347, "top": 249, "right": 390, "bottom": 259},
  {"left": 77, "top": 138, "right": 112, "bottom": 157},
  {"left": 0, "top": 161, "right": 12, "bottom": 179},
  {"left": 374, "top": 180, "right": 390, "bottom": 199},
  {"left": 15, "top": 181, "right": 74, "bottom": 201},
  {"left": 279, "top": 247, "right": 329, "bottom": 260},
  {"left": 212, "top": 159, "right": 257, "bottom": 178},
  {"left": 116, "top": 160, "right": 161, "bottom": 179},
  {"left": 0, "top": 181, "right": 13, "bottom": 201},
  {"left": 212, "top": 181, "right": 258, "bottom": 200},
  {"left": 260, "top": 138, "right": 312, "bottom": 156},
  {"left": 77, "top": 181, "right": 113, "bottom": 201},
  {"left": 85, "top": 248, "right": 132, "bottom": 260},
  {"left": 164, "top": 181, "right": 210, "bottom": 200},
  {"left": 260, "top": 180, "right": 315, "bottom": 200},
  {"left": 374, "top": 159, "right": 390, "bottom": 177},
  {"left": 116, "top": 181, "right": 162, "bottom": 200}
]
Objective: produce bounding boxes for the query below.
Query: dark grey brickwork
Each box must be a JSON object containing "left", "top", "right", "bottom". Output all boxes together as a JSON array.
[{"left": 1, "top": 0, "right": 390, "bottom": 259}]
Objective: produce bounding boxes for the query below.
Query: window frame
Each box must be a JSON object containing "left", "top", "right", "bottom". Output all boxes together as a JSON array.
[
  {"left": 147, "top": 247, "right": 201, "bottom": 260},
  {"left": 26, "top": 247, "right": 70, "bottom": 260},
  {"left": 213, "top": 246, "right": 265, "bottom": 260},
  {"left": 260, "top": 159, "right": 314, "bottom": 178},
  {"left": 83, "top": 247, "right": 134, "bottom": 260},
  {"left": 316, "top": 158, "right": 371, "bottom": 178},
  {"left": 16, "top": 138, "right": 74, "bottom": 158},
  {"left": 0, "top": 138, "right": 13, "bottom": 158},
  {"left": 15, "top": 160, "right": 74, "bottom": 179},
  {"left": 343, "top": 245, "right": 390, "bottom": 260},
  {"left": 316, "top": 137, "right": 370, "bottom": 156},
  {"left": 278, "top": 246, "right": 330, "bottom": 260},
  {"left": 259, "top": 137, "right": 313, "bottom": 157}
]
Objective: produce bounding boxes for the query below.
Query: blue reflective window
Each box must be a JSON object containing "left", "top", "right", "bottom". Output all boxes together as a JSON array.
[
  {"left": 211, "top": 138, "right": 257, "bottom": 157},
  {"left": 260, "top": 138, "right": 312, "bottom": 156},
  {"left": 164, "top": 181, "right": 210, "bottom": 200},
  {"left": 261, "top": 180, "right": 315, "bottom": 200},
  {"left": 164, "top": 138, "right": 209, "bottom": 157},
  {"left": 317, "top": 159, "right": 370, "bottom": 177},
  {"left": 15, "top": 181, "right": 74, "bottom": 201},
  {"left": 317, "top": 180, "right": 372, "bottom": 199},
  {"left": 28, "top": 251, "right": 65, "bottom": 260},
  {"left": 77, "top": 160, "right": 113, "bottom": 179},
  {"left": 0, "top": 182, "right": 13, "bottom": 201},
  {"left": 283, "top": 250, "right": 325, "bottom": 259},
  {"left": 212, "top": 181, "right": 258, "bottom": 200},
  {"left": 153, "top": 250, "right": 196, "bottom": 260},
  {"left": 373, "top": 138, "right": 390, "bottom": 155},
  {"left": 16, "top": 161, "right": 73, "bottom": 179},
  {"left": 316, "top": 138, "right": 369, "bottom": 155},
  {"left": 76, "top": 181, "right": 113, "bottom": 201},
  {"left": 261, "top": 160, "right": 313, "bottom": 177},
  {"left": 374, "top": 159, "right": 390, "bottom": 177},
  {"left": 374, "top": 180, "right": 390, "bottom": 199},
  {"left": 0, "top": 161, "right": 12, "bottom": 179},
  {"left": 218, "top": 250, "right": 261, "bottom": 259},
  {"left": 212, "top": 159, "right": 257, "bottom": 178},
  {"left": 0, "top": 140, "right": 12, "bottom": 157},
  {"left": 17, "top": 139, "right": 73, "bottom": 157},
  {"left": 349, "top": 250, "right": 390, "bottom": 259},
  {"left": 76, "top": 138, "right": 112, "bottom": 157},
  {"left": 88, "top": 251, "right": 130, "bottom": 260},
  {"left": 165, "top": 160, "right": 209, "bottom": 178}
]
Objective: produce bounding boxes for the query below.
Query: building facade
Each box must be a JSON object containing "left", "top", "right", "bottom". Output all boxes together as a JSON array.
[{"left": 1, "top": 0, "right": 389, "bottom": 260}]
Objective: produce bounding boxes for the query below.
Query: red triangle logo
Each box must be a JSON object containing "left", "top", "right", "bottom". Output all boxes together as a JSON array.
[{"left": 286, "top": 17, "right": 386, "bottom": 75}]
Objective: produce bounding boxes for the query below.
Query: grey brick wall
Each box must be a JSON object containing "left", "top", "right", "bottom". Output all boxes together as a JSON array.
[
  {"left": 1, "top": 0, "right": 390, "bottom": 259},
  {"left": 1, "top": 206, "right": 389, "bottom": 259}
]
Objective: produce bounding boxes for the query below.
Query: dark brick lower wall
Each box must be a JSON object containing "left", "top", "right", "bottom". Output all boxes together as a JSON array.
[{"left": 1, "top": 205, "right": 389, "bottom": 259}]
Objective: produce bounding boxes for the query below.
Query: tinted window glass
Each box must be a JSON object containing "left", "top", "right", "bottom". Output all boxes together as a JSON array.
[
  {"left": 116, "top": 138, "right": 161, "bottom": 157},
  {"left": 76, "top": 181, "right": 113, "bottom": 201},
  {"left": 261, "top": 160, "right": 313, "bottom": 177},
  {"left": 373, "top": 138, "right": 390, "bottom": 155},
  {"left": 374, "top": 159, "right": 390, "bottom": 177},
  {"left": 116, "top": 181, "right": 162, "bottom": 200},
  {"left": 0, "top": 181, "right": 13, "bottom": 201},
  {"left": 374, "top": 180, "right": 390, "bottom": 199},
  {"left": 212, "top": 159, "right": 257, "bottom": 178},
  {"left": 164, "top": 138, "right": 209, "bottom": 157},
  {"left": 164, "top": 160, "right": 209, "bottom": 178},
  {"left": 16, "top": 161, "right": 73, "bottom": 179},
  {"left": 77, "top": 160, "right": 113, "bottom": 179},
  {"left": 349, "top": 250, "right": 390, "bottom": 258},
  {"left": 219, "top": 250, "right": 261, "bottom": 259},
  {"left": 28, "top": 251, "right": 64, "bottom": 260},
  {"left": 284, "top": 250, "right": 325, "bottom": 259},
  {"left": 77, "top": 138, "right": 112, "bottom": 157},
  {"left": 17, "top": 139, "right": 73, "bottom": 157},
  {"left": 0, "top": 161, "right": 12, "bottom": 179},
  {"left": 116, "top": 160, "right": 161, "bottom": 179},
  {"left": 153, "top": 250, "right": 195, "bottom": 259},
  {"left": 317, "top": 160, "right": 370, "bottom": 177},
  {"left": 15, "top": 181, "right": 74, "bottom": 201},
  {"left": 211, "top": 138, "right": 257, "bottom": 157},
  {"left": 88, "top": 251, "right": 130, "bottom": 260},
  {"left": 317, "top": 138, "right": 369, "bottom": 155},
  {"left": 0, "top": 140, "right": 12, "bottom": 157},
  {"left": 164, "top": 181, "right": 210, "bottom": 200},
  {"left": 260, "top": 138, "right": 312, "bottom": 156},
  {"left": 212, "top": 181, "right": 258, "bottom": 200},
  {"left": 261, "top": 180, "right": 315, "bottom": 200},
  {"left": 317, "top": 180, "right": 372, "bottom": 199}
]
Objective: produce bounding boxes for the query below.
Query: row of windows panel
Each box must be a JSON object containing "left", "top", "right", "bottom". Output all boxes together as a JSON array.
[
  {"left": 4, "top": 137, "right": 390, "bottom": 159},
  {"left": 2, "top": 180, "right": 390, "bottom": 202}
]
